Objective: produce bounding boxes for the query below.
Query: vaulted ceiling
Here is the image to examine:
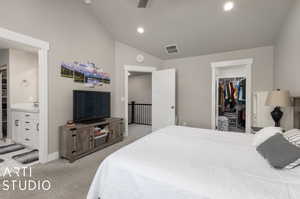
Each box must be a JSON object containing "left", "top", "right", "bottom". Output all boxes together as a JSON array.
[{"left": 86, "top": 0, "right": 294, "bottom": 59}]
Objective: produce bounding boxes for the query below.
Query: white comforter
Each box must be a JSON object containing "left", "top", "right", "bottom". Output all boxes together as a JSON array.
[{"left": 87, "top": 126, "right": 300, "bottom": 199}]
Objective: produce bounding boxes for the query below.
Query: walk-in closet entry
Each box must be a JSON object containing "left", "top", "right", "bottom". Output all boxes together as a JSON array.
[
  {"left": 211, "top": 59, "right": 253, "bottom": 133},
  {"left": 217, "top": 76, "right": 246, "bottom": 132}
]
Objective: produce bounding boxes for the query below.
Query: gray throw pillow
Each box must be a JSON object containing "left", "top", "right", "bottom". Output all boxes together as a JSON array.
[{"left": 256, "top": 133, "right": 300, "bottom": 169}]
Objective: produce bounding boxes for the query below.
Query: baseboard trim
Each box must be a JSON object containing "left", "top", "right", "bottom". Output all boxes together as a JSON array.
[{"left": 47, "top": 152, "right": 59, "bottom": 162}]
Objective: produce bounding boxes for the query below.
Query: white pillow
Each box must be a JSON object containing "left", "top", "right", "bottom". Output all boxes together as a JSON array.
[
  {"left": 284, "top": 129, "right": 300, "bottom": 147},
  {"left": 283, "top": 129, "right": 300, "bottom": 169},
  {"left": 252, "top": 127, "right": 283, "bottom": 147}
]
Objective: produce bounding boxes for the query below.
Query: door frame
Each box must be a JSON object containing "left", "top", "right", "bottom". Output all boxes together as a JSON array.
[
  {"left": 0, "top": 27, "right": 50, "bottom": 163},
  {"left": 124, "top": 65, "right": 156, "bottom": 136},
  {"left": 211, "top": 58, "right": 253, "bottom": 133}
]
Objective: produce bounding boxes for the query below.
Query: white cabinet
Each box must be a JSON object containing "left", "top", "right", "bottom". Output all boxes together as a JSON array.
[
  {"left": 12, "top": 110, "right": 39, "bottom": 149},
  {"left": 12, "top": 111, "right": 22, "bottom": 143}
]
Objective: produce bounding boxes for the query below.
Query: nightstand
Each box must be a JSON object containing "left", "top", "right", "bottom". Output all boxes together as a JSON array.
[
  {"left": 251, "top": 126, "right": 285, "bottom": 134},
  {"left": 251, "top": 127, "right": 263, "bottom": 134}
]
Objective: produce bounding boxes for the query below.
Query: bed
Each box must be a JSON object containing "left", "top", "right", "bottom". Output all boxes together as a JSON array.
[{"left": 87, "top": 126, "right": 300, "bottom": 199}]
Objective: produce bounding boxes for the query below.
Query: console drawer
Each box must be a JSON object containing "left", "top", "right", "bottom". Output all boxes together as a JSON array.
[
  {"left": 22, "top": 131, "right": 38, "bottom": 148},
  {"left": 20, "top": 112, "right": 39, "bottom": 120},
  {"left": 22, "top": 120, "right": 39, "bottom": 132}
]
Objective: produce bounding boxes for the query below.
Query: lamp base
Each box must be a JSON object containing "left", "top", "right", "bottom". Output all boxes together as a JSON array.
[{"left": 271, "top": 107, "right": 283, "bottom": 127}]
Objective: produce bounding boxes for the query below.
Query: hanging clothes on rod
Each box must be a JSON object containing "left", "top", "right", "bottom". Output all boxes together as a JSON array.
[
  {"left": 238, "top": 79, "right": 246, "bottom": 102},
  {"left": 217, "top": 77, "right": 246, "bottom": 133},
  {"left": 220, "top": 78, "right": 245, "bottom": 111}
]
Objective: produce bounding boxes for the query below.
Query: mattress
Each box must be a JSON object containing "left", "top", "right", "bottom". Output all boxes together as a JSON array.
[{"left": 87, "top": 126, "right": 300, "bottom": 199}]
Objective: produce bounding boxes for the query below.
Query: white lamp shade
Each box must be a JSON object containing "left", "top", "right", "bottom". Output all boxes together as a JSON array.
[{"left": 266, "top": 90, "right": 291, "bottom": 107}]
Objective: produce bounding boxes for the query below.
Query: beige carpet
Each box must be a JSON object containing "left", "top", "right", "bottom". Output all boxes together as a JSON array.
[{"left": 0, "top": 125, "right": 151, "bottom": 199}]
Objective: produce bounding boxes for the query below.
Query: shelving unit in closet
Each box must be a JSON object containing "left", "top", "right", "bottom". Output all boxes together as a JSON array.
[{"left": 0, "top": 65, "right": 7, "bottom": 139}]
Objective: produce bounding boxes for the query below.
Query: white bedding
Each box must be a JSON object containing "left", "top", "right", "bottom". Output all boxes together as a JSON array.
[{"left": 87, "top": 126, "right": 300, "bottom": 199}]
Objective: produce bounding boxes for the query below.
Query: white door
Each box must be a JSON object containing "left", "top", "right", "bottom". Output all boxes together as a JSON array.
[{"left": 152, "top": 69, "right": 176, "bottom": 131}]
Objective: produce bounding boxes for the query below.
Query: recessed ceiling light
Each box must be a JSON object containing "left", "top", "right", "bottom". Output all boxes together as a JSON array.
[
  {"left": 84, "top": 0, "right": 92, "bottom": 5},
  {"left": 223, "top": 1, "right": 234, "bottom": 12},
  {"left": 137, "top": 27, "right": 145, "bottom": 34}
]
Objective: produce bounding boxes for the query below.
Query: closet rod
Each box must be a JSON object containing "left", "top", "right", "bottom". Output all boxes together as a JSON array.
[{"left": 218, "top": 77, "right": 246, "bottom": 83}]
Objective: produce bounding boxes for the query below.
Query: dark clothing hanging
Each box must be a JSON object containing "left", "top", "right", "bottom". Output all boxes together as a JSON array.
[
  {"left": 229, "top": 82, "right": 236, "bottom": 108},
  {"left": 238, "top": 108, "right": 246, "bottom": 128},
  {"left": 218, "top": 78, "right": 246, "bottom": 132},
  {"left": 220, "top": 80, "right": 242, "bottom": 111},
  {"left": 238, "top": 79, "right": 246, "bottom": 103},
  {"left": 218, "top": 85, "right": 225, "bottom": 113}
]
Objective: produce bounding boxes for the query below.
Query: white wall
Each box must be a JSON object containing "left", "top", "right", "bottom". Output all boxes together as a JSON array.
[
  {"left": 274, "top": 0, "right": 300, "bottom": 130},
  {"left": 0, "top": 0, "right": 115, "bottom": 154},
  {"left": 128, "top": 74, "right": 152, "bottom": 104},
  {"left": 114, "top": 42, "right": 162, "bottom": 118},
  {"left": 163, "top": 46, "right": 274, "bottom": 128},
  {"left": 9, "top": 49, "right": 38, "bottom": 104},
  {"left": 275, "top": 1, "right": 300, "bottom": 95}
]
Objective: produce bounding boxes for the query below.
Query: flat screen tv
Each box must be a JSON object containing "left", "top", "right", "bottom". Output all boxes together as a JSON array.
[{"left": 73, "top": 90, "right": 111, "bottom": 123}]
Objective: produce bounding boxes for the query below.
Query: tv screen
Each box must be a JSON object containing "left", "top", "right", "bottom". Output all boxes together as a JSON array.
[{"left": 73, "top": 90, "right": 111, "bottom": 123}]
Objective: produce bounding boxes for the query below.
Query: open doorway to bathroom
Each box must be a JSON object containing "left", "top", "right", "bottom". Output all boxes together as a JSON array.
[
  {"left": 0, "top": 27, "right": 49, "bottom": 171},
  {"left": 0, "top": 47, "right": 40, "bottom": 168}
]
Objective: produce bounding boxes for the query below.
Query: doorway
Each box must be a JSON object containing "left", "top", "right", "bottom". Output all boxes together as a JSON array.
[
  {"left": 211, "top": 59, "right": 253, "bottom": 133},
  {"left": 124, "top": 65, "right": 176, "bottom": 137},
  {"left": 216, "top": 76, "right": 246, "bottom": 132},
  {"left": 0, "top": 27, "right": 49, "bottom": 164},
  {"left": 128, "top": 71, "right": 152, "bottom": 138},
  {"left": 124, "top": 65, "right": 156, "bottom": 137}
]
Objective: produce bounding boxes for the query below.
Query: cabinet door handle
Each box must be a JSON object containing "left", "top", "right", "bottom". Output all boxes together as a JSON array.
[
  {"left": 15, "top": 120, "right": 19, "bottom": 126},
  {"left": 90, "top": 137, "right": 93, "bottom": 149},
  {"left": 36, "top": 123, "right": 39, "bottom": 131},
  {"left": 25, "top": 114, "right": 31, "bottom": 117},
  {"left": 25, "top": 121, "right": 30, "bottom": 124},
  {"left": 25, "top": 138, "right": 30, "bottom": 141},
  {"left": 25, "top": 128, "right": 30, "bottom": 131},
  {"left": 72, "top": 134, "right": 77, "bottom": 152}
]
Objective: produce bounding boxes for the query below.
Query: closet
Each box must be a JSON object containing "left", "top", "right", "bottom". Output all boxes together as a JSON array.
[
  {"left": 211, "top": 59, "right": 253, "bottom": 134},
  {"left": 217, "top": 77, "right": 246, "bottom": 132}
]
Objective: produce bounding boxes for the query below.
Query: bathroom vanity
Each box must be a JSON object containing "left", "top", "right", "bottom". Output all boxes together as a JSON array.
[{"left": 11, "top": 103, "right": 39, "bottom": 149}]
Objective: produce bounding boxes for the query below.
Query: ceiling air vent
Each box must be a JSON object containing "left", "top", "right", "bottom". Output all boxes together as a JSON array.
[
  {"left": 164, "top": 44, "right": 179, "bottom": 55},
  {"left": 138, "top": 0, "right": 151, "bottom": 8}
]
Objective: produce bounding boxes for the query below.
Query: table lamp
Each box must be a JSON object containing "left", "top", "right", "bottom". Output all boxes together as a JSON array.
[{"left": 266, "top": 89, "right": 291, "bottom": 127}]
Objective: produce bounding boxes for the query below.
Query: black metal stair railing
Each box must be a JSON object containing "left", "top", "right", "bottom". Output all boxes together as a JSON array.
[{"left": 128, "top": 101, "right": 152, "bottom": 125}]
